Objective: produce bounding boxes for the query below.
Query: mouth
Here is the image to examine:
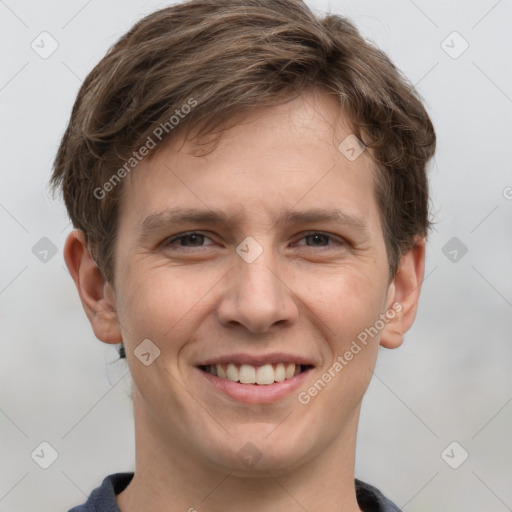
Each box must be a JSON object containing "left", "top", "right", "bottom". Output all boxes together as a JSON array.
[
  {"left": 198, "top": 362, "right": 314, "bottom": 385},
  {"left": 196, "top": 359, "right": 315, "bottom": 404}
]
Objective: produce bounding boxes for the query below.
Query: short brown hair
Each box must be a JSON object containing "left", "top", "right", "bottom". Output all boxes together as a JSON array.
[{"left": 50, "top": 0, "right": 436, "bottom": 284}]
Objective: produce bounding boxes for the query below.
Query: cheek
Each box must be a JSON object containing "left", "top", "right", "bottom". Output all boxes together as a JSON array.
[
  {"left": 116, "top": 264, "right": 221, "bottom": 345},
  {"left": 299, "top": 268, "right": 387, "bottom": 405},
  {"left": 294, "top": 272, "right": 384, "bottom": 440},
  {"left": 299, "top": 269, "right": 385, "bottom": 414},
  {"left": 300, "top": 263, "right": 388, "bottom": 340}
]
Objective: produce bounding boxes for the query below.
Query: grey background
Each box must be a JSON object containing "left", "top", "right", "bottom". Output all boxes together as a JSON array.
[{"left": 1, "top": 0, "right": 511, "bottom": 511}]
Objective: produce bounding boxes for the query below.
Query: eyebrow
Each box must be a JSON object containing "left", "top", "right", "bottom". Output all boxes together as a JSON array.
[{"left": 138, "top": 206, "right": 368, "bottom": 242}]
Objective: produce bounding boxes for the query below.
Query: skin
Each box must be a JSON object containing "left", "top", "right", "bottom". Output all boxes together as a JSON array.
[{"left": 64, "top": 89, "right": 425, "bottom": 512}]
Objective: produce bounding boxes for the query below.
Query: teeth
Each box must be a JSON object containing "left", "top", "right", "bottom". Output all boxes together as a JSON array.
[
  {"left": 207, "top": 362, "right": 306, "bottom": 384},
  {"left": 226, "top": 363, "right": 238, "bottom": 381},
  {"left": 274, "top": 363, "right": 286, "bottom": 382},
  {"left": 217, "top": 364, "right": 227, "bottom": 379},
  {"left": 256, "top": 364, "right": 275, "bottom": 385},
  {"left": 239, "top": 364, "right": 256, "bottom": 384}
]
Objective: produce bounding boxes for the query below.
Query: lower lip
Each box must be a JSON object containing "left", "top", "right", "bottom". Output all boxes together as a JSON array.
[{"left": 197, "top": 367, "right": 313, "bottom": 404}]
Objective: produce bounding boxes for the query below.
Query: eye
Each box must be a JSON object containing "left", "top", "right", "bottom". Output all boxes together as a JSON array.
[
  {"left": 293, "top": 231, "right": 346, "bottom": 248},
  {"left": 164, "top": 231, "right": 214, "bottom": 248},
  {"left": 162, "top": 231, "right": 346, "bottom": 251}
]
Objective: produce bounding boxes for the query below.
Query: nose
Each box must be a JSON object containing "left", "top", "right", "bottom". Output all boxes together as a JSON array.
[{"left": 216, "top": 245, "right": 299, "bottom": 333}]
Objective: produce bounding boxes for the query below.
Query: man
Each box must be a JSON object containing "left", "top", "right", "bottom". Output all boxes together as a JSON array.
[{"left": 51, "top": 0, "right": 436, "bottom": 510}]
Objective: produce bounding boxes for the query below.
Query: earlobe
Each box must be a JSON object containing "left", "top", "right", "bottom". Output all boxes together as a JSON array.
[
  {"left": 63, "top": 229, "right": 123, "bottom": 345},
  {"left": 379, "top": 237, "right": 426, "bottom": 349}
]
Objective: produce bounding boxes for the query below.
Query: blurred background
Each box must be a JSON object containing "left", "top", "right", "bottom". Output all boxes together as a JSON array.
[{"left": 1, "top": 0, "right": 511, "bottom": 510}]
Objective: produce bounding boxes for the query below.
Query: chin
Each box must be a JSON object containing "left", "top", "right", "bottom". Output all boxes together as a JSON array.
[{"left": 203, "top": 426, "right": 317, "bottom": 476}]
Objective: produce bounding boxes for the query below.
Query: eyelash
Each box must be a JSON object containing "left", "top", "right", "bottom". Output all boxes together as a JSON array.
[{"left": 163, "top": 231, "right": 346, "bottom": 250}]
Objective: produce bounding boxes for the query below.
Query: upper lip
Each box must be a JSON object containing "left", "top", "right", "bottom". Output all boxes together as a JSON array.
[{"left": 196, "top": 353, "right": 315, "bottom": 367}]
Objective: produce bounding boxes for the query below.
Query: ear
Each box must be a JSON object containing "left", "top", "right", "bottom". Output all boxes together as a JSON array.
[
  {"left": 379, "top": 237, "right": 426, "bottom": 349},
  {"left": 63, "top": 229, "right": 122, "bottom": 345}
]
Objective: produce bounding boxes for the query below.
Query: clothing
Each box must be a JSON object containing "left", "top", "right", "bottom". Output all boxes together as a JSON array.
[{"left": 68, "top": 472, "right": 402, "bottom": 512}]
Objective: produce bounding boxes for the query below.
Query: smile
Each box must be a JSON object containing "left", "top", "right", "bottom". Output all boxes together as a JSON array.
[
  {"left": 197, "top": 361, "right": 314, "bottom": 404},
  {"left": 199, "top": 363, "right": 313, "bottom": 385}
]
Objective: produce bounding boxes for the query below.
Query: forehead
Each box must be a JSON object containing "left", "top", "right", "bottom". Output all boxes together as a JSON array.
[{"left": 118, "top": 91, "right": 380, "bottom": 235}]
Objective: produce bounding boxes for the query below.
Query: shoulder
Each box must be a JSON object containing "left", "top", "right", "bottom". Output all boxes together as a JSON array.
[
  {"left": 68, "top": 473, "right": 400, "bottom": 512},
  {"left": 67, "top": 472, "right": 134, "bottom": 512},
  {"left": 355, "top": 479, "right": 403, "bottom": 512}
]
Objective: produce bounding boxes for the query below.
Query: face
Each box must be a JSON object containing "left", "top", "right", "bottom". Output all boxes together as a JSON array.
[{"left": 109, "top": 90, "right": 399, "bottom": 474}]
